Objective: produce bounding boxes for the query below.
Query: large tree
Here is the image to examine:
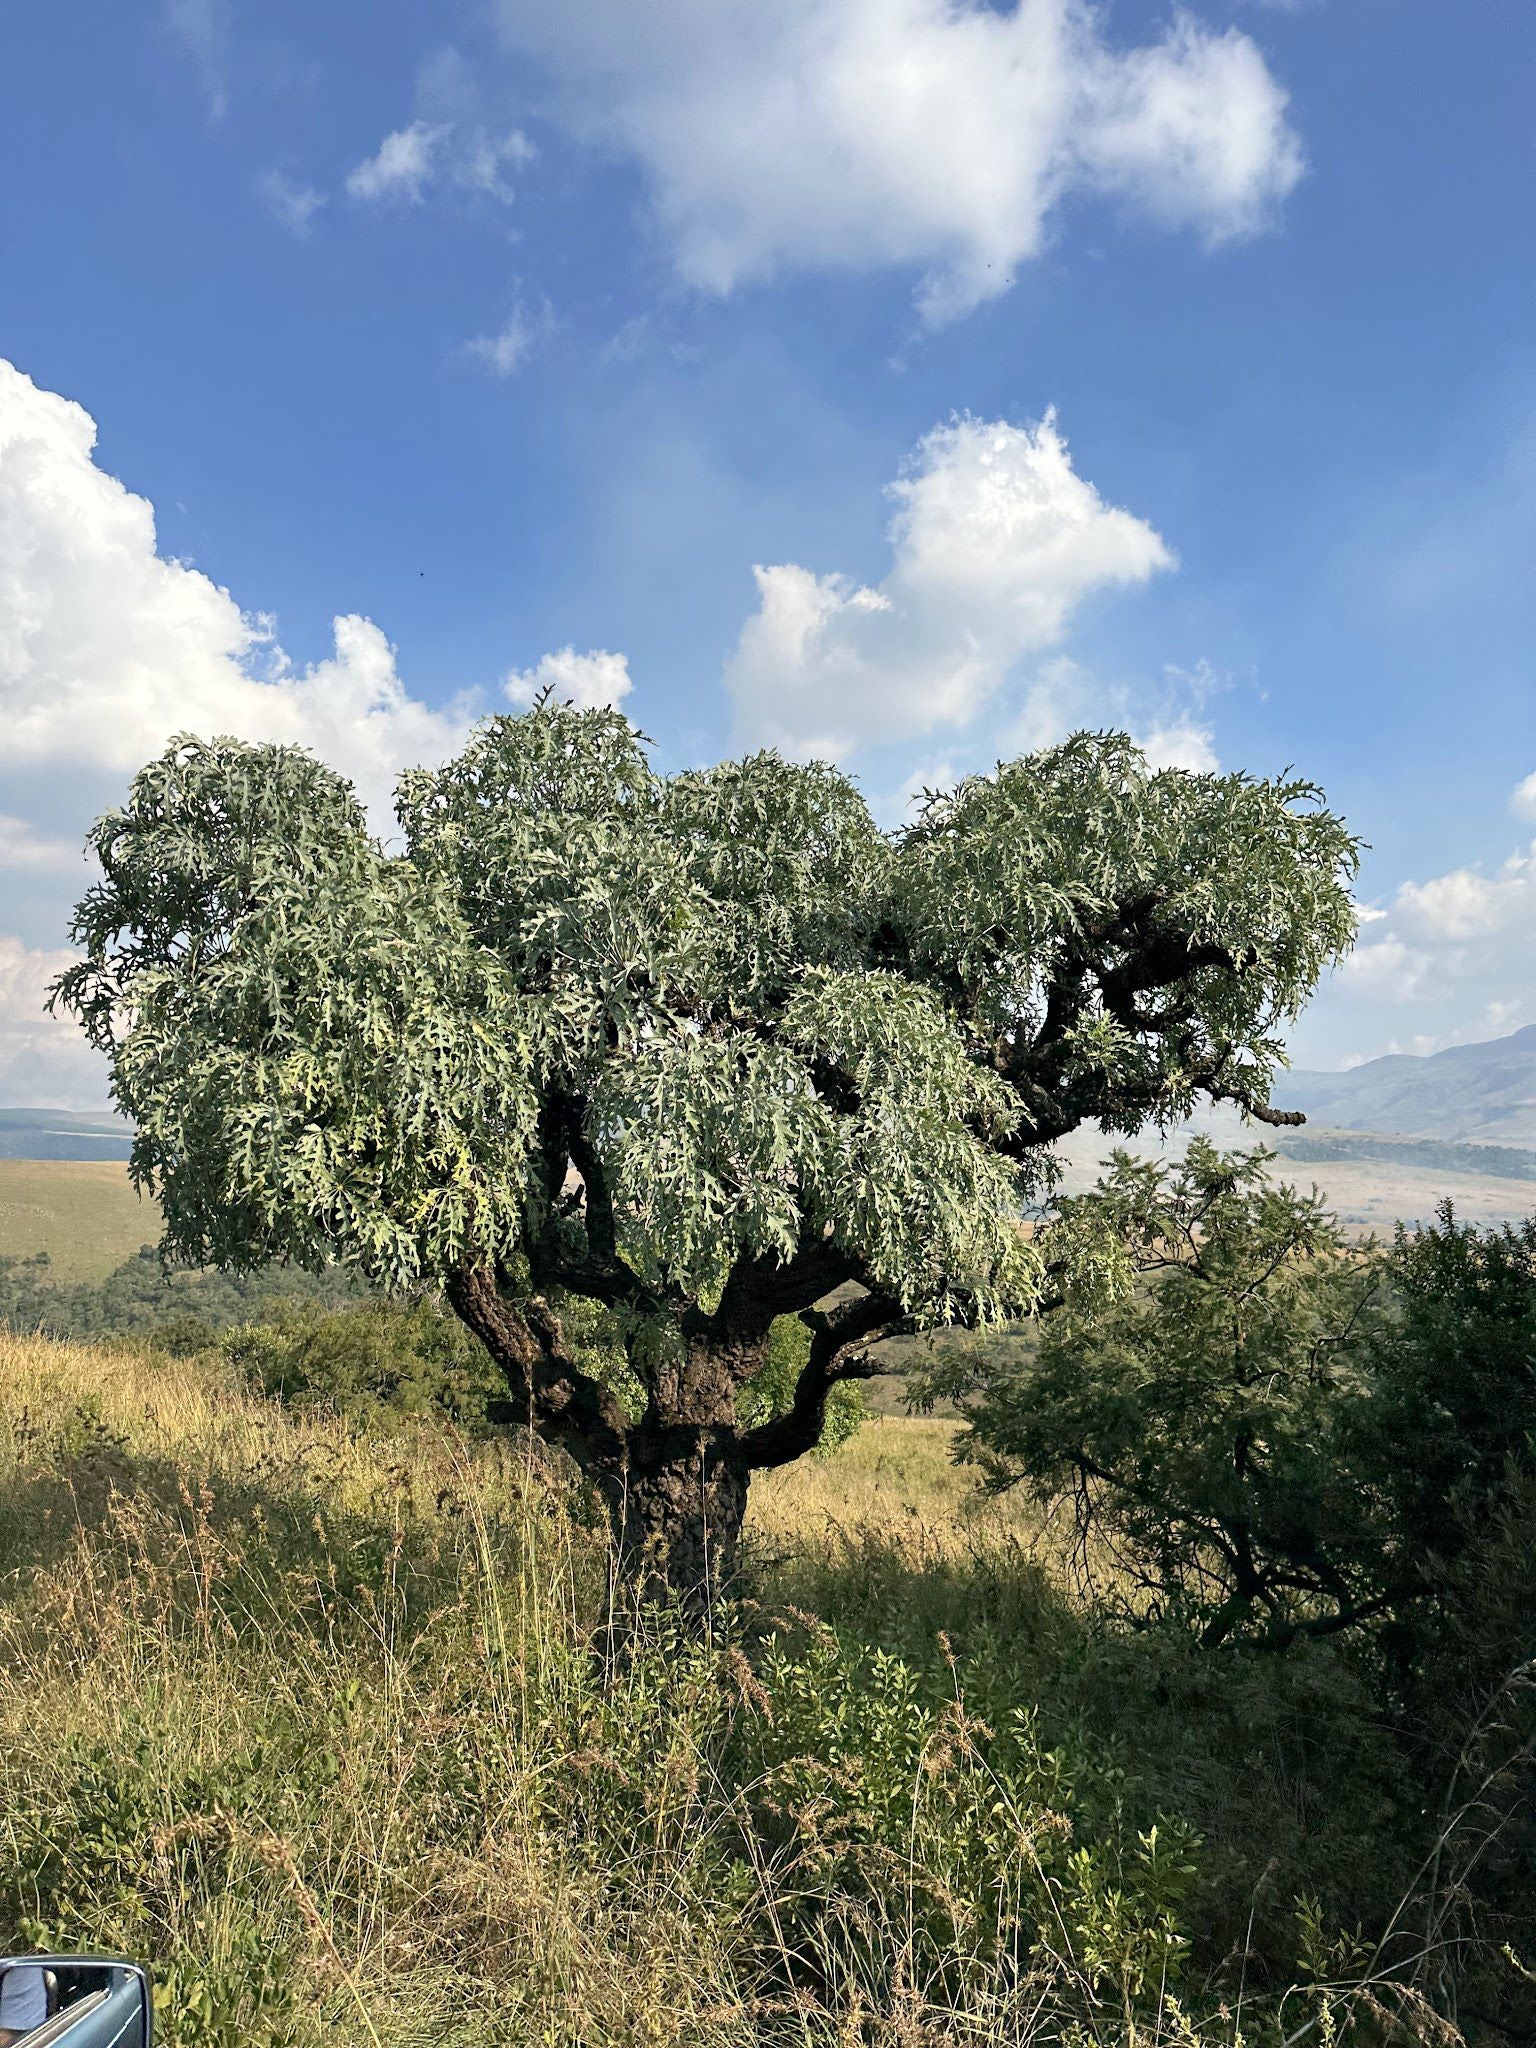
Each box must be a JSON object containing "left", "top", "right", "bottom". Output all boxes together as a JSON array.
[{"left": 55, "top": 708, "right": 1357, "bottom": 1618}]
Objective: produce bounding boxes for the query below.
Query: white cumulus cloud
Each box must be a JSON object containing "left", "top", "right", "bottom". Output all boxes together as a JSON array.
[
  {"left": 724, "top": 410, "right": 1173, "bottom": 758},
  {"left": 496, "top": 0, "right": 1302, "bottom": 321},
  {"left": 506, "top": 647, "right": 634, "bottom": 711},
  {"left": 0, "top": 358, "right": 473, "bottom": 823},
  {"left": 346, "top": 121, "right": 449, "bottom": 204},
  {"left": 0, "top": 936, "right": 109, "bottom": 1108},
  {"left": 1136, "top": 721, "right": 1220, "bottom": 774},
  {"left": 1298, "top": 836, "right": 1536, "bottom": 1066},
  {"left": 0, "top": 356, "right": 619, "bottom": 1102}
]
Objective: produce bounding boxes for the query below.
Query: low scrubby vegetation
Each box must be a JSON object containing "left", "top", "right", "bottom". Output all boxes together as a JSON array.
[
  {"left": 0, "top": 1254, "right": 869, "bottom": 1452},
  {"left": 0, "top": 1242, "right": 362, "bottom": 1351}
]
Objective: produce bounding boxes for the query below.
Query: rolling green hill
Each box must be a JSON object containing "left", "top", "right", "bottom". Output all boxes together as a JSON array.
[{"left": 0, "top": 1158, "right": 157, "bottom": 1282}]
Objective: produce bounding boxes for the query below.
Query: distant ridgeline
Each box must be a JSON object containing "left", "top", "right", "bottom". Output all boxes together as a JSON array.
[
  {"left": 1273, "top": 1127, "right": 1536, "bottom": 1185},
  {"left": 0, "top": 1244, "right": 364, "bottom": 1348},
  {"left": 0, "top": 1107, "right": 134, "bottom": 1161}
]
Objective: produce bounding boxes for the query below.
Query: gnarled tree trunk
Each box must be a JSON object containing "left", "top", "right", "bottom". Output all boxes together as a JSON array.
[
  {"left": 448, "top": 1261, "right": 902, "bottom": 1633},
  {"left": 597, "top": 1427, "right": 752, "bottom": 1627}
]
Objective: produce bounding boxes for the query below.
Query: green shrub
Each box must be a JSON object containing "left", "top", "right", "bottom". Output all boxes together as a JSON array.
[
  {"left": 221, "top": 1294, "right": 504, "bottom": 1431},
  {"left": 954, "top": 1145, "right": 1536, "bottom": 1657},
  {"left": 0, "top": 1243, "right": 361, "bottom": 1344},
  {"left": 950, "top": 1144, "right": 1391, "bottom": 1645}
]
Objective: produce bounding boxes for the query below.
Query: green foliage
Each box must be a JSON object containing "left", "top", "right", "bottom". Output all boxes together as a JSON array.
[
  {"left": 1371, "top": 1203, "right": 1536, "bottom": 1547},
  {"left": 893, "top": 736, "right": 1358, "bottom": 1133},
  {"left": 4, "top": 1733, "right": 305, "bottom": 2048},
  {"left": 736, "top": 1315, "right": 866, "bottom": 1454},
  {"left": 53, "top": 709, "right": 1359, "bottom": 1565},
  {"left": 957, "top": 1146, "right": 1536, "bottom": 1655},
  {"left": 57, "top": 713, "right": 1357, "bottom": 1331},
  {"left": 220, "top": 1294, "right": 505, "bottom": 1431},
  {"left": 58, "top": 737, "right": 539, "bottom": 1291},
  {"left": 0, "top": 1243, "right": 360, "bottom": 1346},
  {"left": 952, "top": 1143, "right": 1387, "bottom": 1644}
]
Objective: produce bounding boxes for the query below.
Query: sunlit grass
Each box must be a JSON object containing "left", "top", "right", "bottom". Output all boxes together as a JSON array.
[{"left": 0, "top": 1331, "right": 1430, "bottom": 2047}]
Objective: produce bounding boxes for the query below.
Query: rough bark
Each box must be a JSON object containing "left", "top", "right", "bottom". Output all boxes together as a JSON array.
[{"left": 597, "top": 1428, "right": 752, "bottom": 1627}]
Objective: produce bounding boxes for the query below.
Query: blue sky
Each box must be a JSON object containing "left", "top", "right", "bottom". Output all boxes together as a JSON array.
[{"left": 1, "top": 0, "right": 1533, "bottom": 1104}]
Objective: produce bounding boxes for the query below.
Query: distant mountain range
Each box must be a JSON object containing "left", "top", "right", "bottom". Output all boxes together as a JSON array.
[
  {"left": 1271, "top": 1024, "right": 1536, "bottom": 1146},
  {"left": 0, "top": 1108, "right": 133, "bottom": 1162}
]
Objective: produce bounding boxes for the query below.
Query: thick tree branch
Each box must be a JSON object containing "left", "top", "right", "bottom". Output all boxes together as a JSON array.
[
  {"left": 562, "top": 1108, "right": 618, "bottom": 1260},
  {"left": 524, "top": 1088, "right": 705, "bottom": 1324},
  {"left": 740, "top": 1287, "right": 908, "bottom": 1469},
  {"left": 445, "top": 1262, "right": 630, "bottom": 1471},
  {"left": 711, "top": 1235, "right": 859, "bottom": 1347},
  {"left": 530, "top": 1234, "right": 687, "bottom": 1320}
]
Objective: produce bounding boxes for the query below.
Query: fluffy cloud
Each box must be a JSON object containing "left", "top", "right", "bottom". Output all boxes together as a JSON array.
[
  {"left": 496, "top": 0, "right": 1301, "bottom": 320},
  {"left": 1301, "top": 826, "right": 1536, "bottom": 1064},
  {"left": 724, "top": 411, "right": 1173, "bottom": 758},
  {"left": 1137, "top": 721, "right": 1220, "bottom": 774},
  {"left": 0, "top": 356, "right": 605, "bottom": 1102},
  {"left": 506, "top": 646, "right": 634, "bottom": 711},
  {"left": 1346, "top": 845, "right": 1536, "bottom": 985},
  {"left": 346, "top": 122, "right": 449, "bottom": 204},
  {"left": 346, "top": 120, "right": 535, "bottom": 208},
  {"left": 0, "top": 359, "right": 474, "bottom": 824},
  {"left": 1512, "top": 770, "right": 1536, "bottom": 819},
  {"left": 0, "top": 817, "right": 83, "bottom": 872}
]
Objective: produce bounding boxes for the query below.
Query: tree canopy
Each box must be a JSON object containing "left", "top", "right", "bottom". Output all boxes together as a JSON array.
[{"left": 55, "top": 706, "right": 1359, "bottom": 1609}]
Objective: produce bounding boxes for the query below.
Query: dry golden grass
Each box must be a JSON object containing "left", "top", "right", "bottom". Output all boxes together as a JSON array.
[
  {"left": 752, "top": 1414, "right": 1037, "bottom": 1550},
  {"left": 0, "top": 1330, "right": 1429, "bottom": 2048}
]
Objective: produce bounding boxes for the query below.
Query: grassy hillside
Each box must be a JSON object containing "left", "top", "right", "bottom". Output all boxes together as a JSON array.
[
  {"left": 0, "top": 1158, "right": 157, "bottom": 1281},
  {"left": 1, "top": 1331, "right": 1520, "bottom": 2047}
]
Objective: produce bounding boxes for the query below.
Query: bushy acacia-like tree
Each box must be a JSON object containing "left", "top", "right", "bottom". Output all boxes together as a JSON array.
[
  {"left": 950, "top": 1149, "right": 1536, "bottom": 1656},
  {"left": 55, "top": 707, "right": 1357, "bottom": 1617},
  {"left": 943, "top": 1143, "right": 1391, "bottom": 1646}
]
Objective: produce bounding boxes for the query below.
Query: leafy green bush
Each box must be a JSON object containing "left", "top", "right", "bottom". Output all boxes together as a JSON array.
[
  {"left": 948, "top": 1144, "right": 1390, "bottom": 1645},
  {"left": 952, "top": 1144, "right": 1536, "bottom": 1657},
  {"left": 0, "top": 1243, "right": 361, "bottom": 1344},
  {"left": 221, "top": 1294, "right": 504, "bottom": 1431},
  {"left": 1367, "top": 1203, "right": 1536, "bottom": 1622}
]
